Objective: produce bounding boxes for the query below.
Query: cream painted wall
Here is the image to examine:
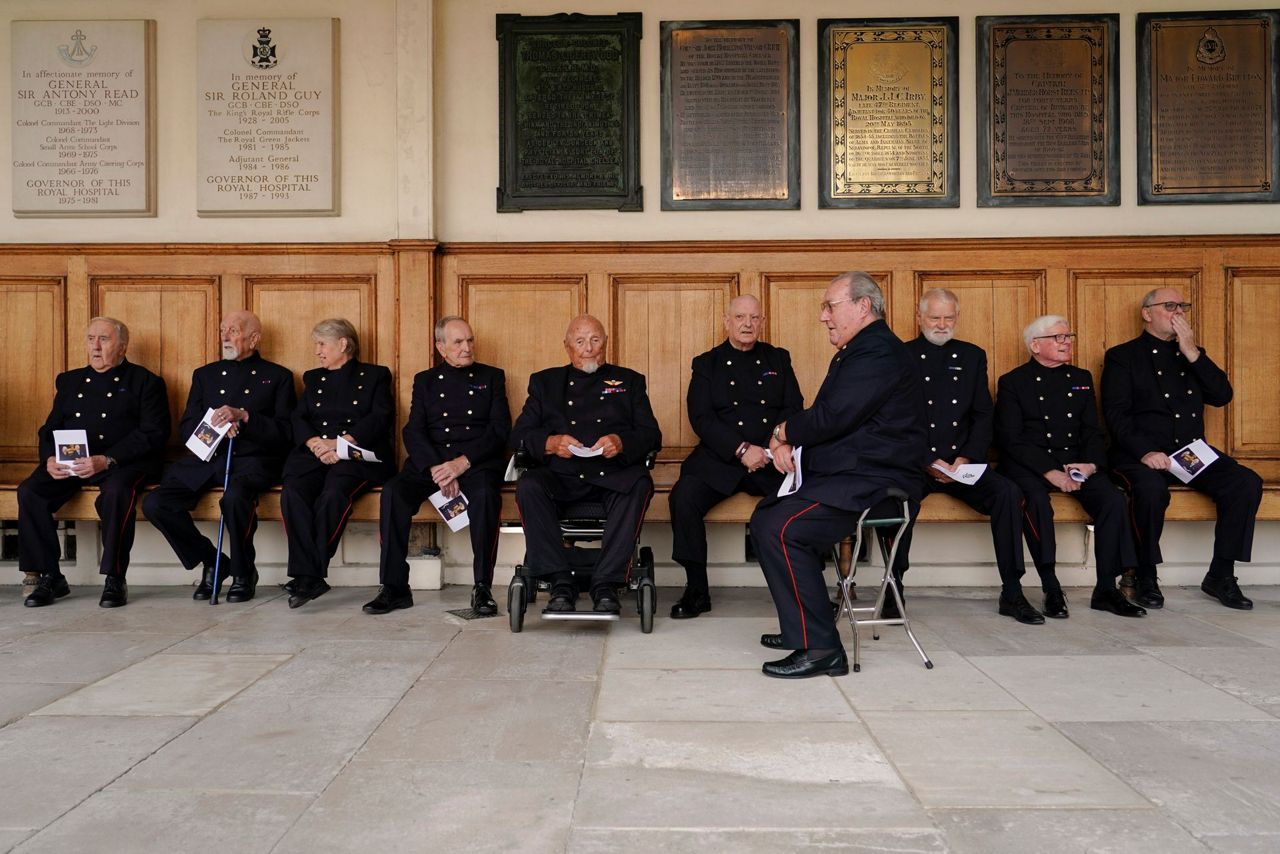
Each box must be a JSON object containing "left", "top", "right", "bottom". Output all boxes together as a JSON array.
[
  {"left": 0, "top": 0, "right": 431, "bottom": 241},
  {"left": 435, "top": 0, "right": 1280, "bottom": 241}
]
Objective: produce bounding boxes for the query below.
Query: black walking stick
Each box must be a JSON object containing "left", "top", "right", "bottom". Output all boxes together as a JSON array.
[{"left": 210, "top": 436, "right": 235, "bottom": 605}]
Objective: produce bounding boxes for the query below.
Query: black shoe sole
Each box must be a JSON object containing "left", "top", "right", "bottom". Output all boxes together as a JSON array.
[
  {"left": 762, "top": 661, "right": 850, "bottom": 679},
  {"left": 363, "top": 601, "right": 412, "bottom": 615},
  {"left": 998, "top": 605, "right": 1045, "bottom": 625},
  {"left": 1090, "top": 601, "right": 1146, "bottom": 618}
]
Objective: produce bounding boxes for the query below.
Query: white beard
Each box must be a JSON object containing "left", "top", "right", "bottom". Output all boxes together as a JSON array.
[
  {"left": 578, "top": 359, "right": 600, "bottom": 374},
  {"left": 221, "top": 342, "right": 239, "bottom": 360},
  {"left": 923, "top": 328, "right": 954, "bottom": 346}
]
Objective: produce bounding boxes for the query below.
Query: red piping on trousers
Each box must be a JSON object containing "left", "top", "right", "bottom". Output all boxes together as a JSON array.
[
  {"left": 1022, "top": 503, "right": 1040, "bottom": 542},
  {"left": 112, "top": 473, "right": 147, "bottom": 576},
  {"left": 623, "top": 484, "right": 654, "bottom": 584},
  {"left": 1113, "top": 469, "right": 1144, "bottom": 545},
  {"left": 326, "top": 480, "right": 369, "bottom": 546},
  {"left": 780, "top": 502, "right": 821, "bottom": 649}
]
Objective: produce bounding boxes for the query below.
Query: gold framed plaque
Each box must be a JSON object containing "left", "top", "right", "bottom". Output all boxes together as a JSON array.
[
  {"left": 819, "top": 18, "right": 958, "bottom": 208},
  {"left": 1139, "top": 11, "right": 1279, "bottom": 204},
  {"left": 977, "top": 15, "right": 1120, "bottom": 207}
]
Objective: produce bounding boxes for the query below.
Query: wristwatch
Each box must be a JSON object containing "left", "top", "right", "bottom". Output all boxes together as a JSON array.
[
  {"left": 771, "top": 423, "right": 784, "bottom": 442},
  {"left": 104, "top": 456, "right": 118, "bottom": 469}
]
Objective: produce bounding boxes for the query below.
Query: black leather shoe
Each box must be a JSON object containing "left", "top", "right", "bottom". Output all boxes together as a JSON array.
[
  {"left": 1043, "top": 589, "right": 1069, "bottom": 619},
  {"left": 192, "top": 558, "right": 229, "bottom": 601},
  {"left": 226, "top": 569, "right": 259, "bottom": 603},
  {"left": 99, "top": 576, "right": 128, "bottom": 608},
  {"left": 363, "top": 585, "right": 413, "bottom": 615},
  {"left": 471, "top": 582, "right": 498, "bottom": 616},
  {"left": 543, "top": 584, "right": 577, "bottom": 614},
  {"left": 1135, "top": 578, "right": 1165, "bottom": 609},
  {"left": 24, "top": 574, "right": 70, "bottom": 608},
  {"left": 1201, "top": 575, "right": 1253, "bottom": 610},
  {"left": 998, "top": 593, "right": 1045, "bottom": 625},
  {"left": 760, "top": 633, "right": 786, "bottom": 650},
  {"left": 281, "top": 578, "right": 298, "bottom": 596},
  {"left": 287, "top": 577, "right": 330, "bottom": 609},
  {"left": 762, "top": 648, "right": 849, "bottom": 679},
  {"left": 592, "top": 585, "right": 621, "bottom": 614},
  {"left": 1090, "top": 587, "right": 1146, "bottom": 618},
  {"left": 670, "top": 587, "right": 712, "bottom": 619}
]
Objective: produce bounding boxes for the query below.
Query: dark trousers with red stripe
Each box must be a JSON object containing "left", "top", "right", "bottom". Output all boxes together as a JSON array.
[
  {"left": 515, "top": 467, "right": 653, "bottom": 587},
  {"left": 379, "top": 464, "right": 502, "bottom": 587},
  {"left": 1113, "top": 456, "right": 1262, "bottom": 578},
  {"left": 281, "top": 468, "right": 375, "bottom": 579},
  {"left": 751, "top": 496, "right": 871, "bottom": 651},
  {"left": 1004, "top": 469, "right": 1137, "bottom": 585},
  {"left": 142, "top": 470, "right": 274, "bottom": 579},
  {"left": 17, "top": 465, "right": 151, "bottom": 577}
]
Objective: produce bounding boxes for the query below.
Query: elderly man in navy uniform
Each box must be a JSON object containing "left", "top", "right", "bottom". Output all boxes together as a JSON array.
[
  {"left": 752, "top": 272, "right": 928, "bottom": 679},
  {"left": 142, "top": 310, "right": 295, "bottom": 603},
  {"left": 667, "top": 295, "right": 803, "bottom": 619},
  {"left": 366, "top": 316, "right": 511, "bottom": 616},
  {"left": 995, "top": 315, "right": 1144, "bottom": 618},
  {"left": 20, "top": 317, "right": 170, "bottom": 608},
  {"left": 891, "top": 289, "right": 1043, "bottom": 624},
  {"left": 512, "top": 314, "right": 662, "bottom": 615},
  {"left": 1103, "top": 288, "right": 1262, "bottom": 611}
]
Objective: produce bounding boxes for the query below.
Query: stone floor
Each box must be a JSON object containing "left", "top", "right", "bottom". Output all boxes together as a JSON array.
[{"left": 0, "top": 582, "right": 1278, "bottom": 853}]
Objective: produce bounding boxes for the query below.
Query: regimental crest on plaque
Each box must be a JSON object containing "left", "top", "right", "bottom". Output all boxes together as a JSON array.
[
  {"left": 1196, "top": 28, "right": 1226, "bottom": 65},
  {"left": 245, "top": 26, "right": 278, "bottom": 69},
  {"left": 58, "top": 28, "right": 97, "bottom": 67}
]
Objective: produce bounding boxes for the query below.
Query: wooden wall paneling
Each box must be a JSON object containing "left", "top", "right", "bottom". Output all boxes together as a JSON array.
[
  {"left": 0, "top": 278, "right": 66, "bottom": 461},
  {"left": 394, "top": 243, "right": 436, "bottom": 461},
  {"left": 246, "top": 275, "right": 377, "bottom": 393},
  {"left": 91, "top": 276, "right": 221, "bottom": 442},
  {"left": 1228, "top": 269, "right": 1280, "bottom": 465},
  {"left": 916, "top": 272, "right": 1044, "bottom": 393},
  {"left": 609, "top": 274, "right": 737, "bottom": 454},
  {"left": 457, "top": 275, "right": 587, "bottom": 424}
]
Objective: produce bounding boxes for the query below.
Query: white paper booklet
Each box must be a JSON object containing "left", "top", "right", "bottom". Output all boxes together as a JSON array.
[
  {"left": 777, "top": 446, "right": 803, "bottom": 497},
  {"left": 429, "top": 489, "right": 470, "bottom": 531},
  {"left": 1168, "top": 439, "right": 1219, "bottom": 484},
  {"left": 185, "top": 409, "right": 232, "bottom": 462},
  {"left": 337, "top": 436, "right": 380, "bottom": 463},
  {"left": 931, "top": 462, "right": 988, "bottom": 485},
  {"left": 569, "top": 444, "right": 604, "bottom": 458},
  {"left": 53, "top": 429, "right": 90, "bottom": 476}
]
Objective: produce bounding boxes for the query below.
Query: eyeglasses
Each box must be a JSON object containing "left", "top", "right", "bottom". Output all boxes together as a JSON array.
[
  {"left": 1143, "top": 301, "right": 1192, "bottom": 312},
  {"left": 820, "top": 297, "right": 854, "bottom": 313},
  {"left": 1033, "top": 333, "right": 1077, "bottom": 344}
]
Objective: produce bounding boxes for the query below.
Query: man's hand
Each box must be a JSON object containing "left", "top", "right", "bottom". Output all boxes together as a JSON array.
[
  {"left": 740, "top": 444, "right": 769, "bottom": 472},
  {"left": 1044, "top": 469, "right": 1079, "bottom": 493},
  {"left": 431, "top": 455, "right": 471, "bottom": 490},
  {"left": 591, "top": 434, "right": 623, "bottom": 459},
  {"left": 928, "top": 455, "right": 970, "bottom": 483},
  {"left": 771, "top": 443, "right": 795, "bottom": 474},
  {"left": 210, "top": 405, "right": 246, "bottom": 437},
  {"left": 69, "top": 454, "right": 108, "bottom": 478},
  {"left": 45, "top": 456, "right": 73, "bottom": 479},
  {"left": 307, "top": 437, "right": 339, "bottom": 466},
  {"left": 441, "top": 480, "right": 460, "bottom": 499},
  {"left": 545, "top": 434, "right": 584, "bottom": 459},
  {"left": 1171, "top": 315, "right": 1200, "bottom": 362},
  {"left": 1141, "top": 451, "right": 1171, "bottom": 471}
]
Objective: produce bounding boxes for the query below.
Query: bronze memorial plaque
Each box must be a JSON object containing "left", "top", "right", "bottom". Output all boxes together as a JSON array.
[
  {"left": 819, "top": 18, "right": 958, "bottom": 208},
  {"left": 1139, "top": 11, "right": 1279, "bottom": 204},
  {"left": 496, "top": 13, "right": 642, "bottom": 212},
  {"left": 661, "top": 20, "right": 799, "bottom": 210},
  {"left": 978, "top": 15, "right": 1119, "bottom": 206}
]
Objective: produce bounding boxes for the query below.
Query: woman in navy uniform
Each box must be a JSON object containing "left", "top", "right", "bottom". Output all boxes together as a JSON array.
[{"left": 281, "top": 318, "right": 394, "bottom": 608}]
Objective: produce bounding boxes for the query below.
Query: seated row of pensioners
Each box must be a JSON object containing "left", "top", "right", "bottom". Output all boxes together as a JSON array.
[{"left": 12, "top": 281, "right": 1264, "bottom": 634}]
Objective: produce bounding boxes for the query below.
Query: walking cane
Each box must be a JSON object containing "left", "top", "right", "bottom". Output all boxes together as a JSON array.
[{"left": 210, "top": 436, "right": 235, "bottom": 605}]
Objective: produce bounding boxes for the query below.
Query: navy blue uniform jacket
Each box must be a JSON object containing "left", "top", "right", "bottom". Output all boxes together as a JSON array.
[
  {"left": 284, "top": 359, "right": 395, "bottom": 480},
  {"left": 905, "top": 335, "right": 994, "bottom": 463},
  {"left": 996, "top": 359, "right": 1107, "bottom": 478},
  {"left": 403, "top": 362, "right": 510, "bottom": 475}
]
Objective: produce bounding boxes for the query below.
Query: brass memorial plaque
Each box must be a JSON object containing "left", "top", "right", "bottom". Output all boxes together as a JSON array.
[
  {"left": 662, "top": 20, "right": 799, "bottom": 210},
  {"left": 978, "top": 16, "right": 1119, "bottom": 206},
  {"left": 819, "top": 18, "right": 958, "bottom": 208},
  {"left": 1139, "top": 11, "right": 1279, "bottom": 204}
]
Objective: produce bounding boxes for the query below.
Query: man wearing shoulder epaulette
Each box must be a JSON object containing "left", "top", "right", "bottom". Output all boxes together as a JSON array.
[
  {"left": 19, "top": 317, "right": 170, "bottom": 608},
  {"left": 143, "top": 310, "right": 295, "bottom": 603},
  {"left": 668, "top": 295, "right": 803, "bottom": 619}
]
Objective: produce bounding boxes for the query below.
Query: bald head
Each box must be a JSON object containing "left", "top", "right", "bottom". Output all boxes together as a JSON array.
[
  {"left": 724, "top": 295, "right": 764, "bottom": 350},
  {"left": 220, "top": 310, "right": 262, "bottom": 361},
  {"left": 564, "top": 314, "right": 607, "bottom": 373}
]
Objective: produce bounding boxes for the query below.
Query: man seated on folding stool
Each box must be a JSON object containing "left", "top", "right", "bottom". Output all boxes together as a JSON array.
[
  {"left": 511, "top": 314, "right": 662, "bottom": 615},
  {"left": 890, "top": 288, "right": 1043, "bottom": 625},
  {"left": 752, "top": 272, "right": 928, "bottom": 679}
]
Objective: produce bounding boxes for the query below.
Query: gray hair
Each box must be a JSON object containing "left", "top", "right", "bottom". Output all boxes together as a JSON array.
[
  {"left": 88, "top": 316, "right": 129, "bottom": 345},
  {"left": 1139, "top": 288, "right": 1163, "bottom": 310},
  {"left": 833, "top": 271, "right": 885, "bottom": 319},
  {"left": 1023, "top": 315, "right": 1069, "bottom": 351},
  {"left": 918, "top": 288, "right": 959, "bottom": 315},
  {"left": 312, "top": 317, "right": 359, "bottom": 360},
  {"left": 434, "top": 315, "right": 466, "bottom": 344}
]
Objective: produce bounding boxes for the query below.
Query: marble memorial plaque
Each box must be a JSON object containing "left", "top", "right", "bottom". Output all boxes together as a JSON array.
[
  {"left": 11, "top": 20, "right": 155, "bottom": 217},
  {"left": 197, "top": 18, "right": 339, "bottom": 216}
]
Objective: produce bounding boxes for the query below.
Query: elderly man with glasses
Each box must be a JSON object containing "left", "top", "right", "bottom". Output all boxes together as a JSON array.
[
  {"left": 994, "top": 315, "right": 1144, "bottom": 618},
  {"left": 1102, "top": 288, "right": 1262, "bottom": 610}
]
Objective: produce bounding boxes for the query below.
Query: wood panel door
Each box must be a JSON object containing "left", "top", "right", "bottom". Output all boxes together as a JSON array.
[
  {"left": 247, "top": 275, "right": 377, "bottom": 389},
  {"left": 0, "top": 278, "right": 66, "bottom": 461}
]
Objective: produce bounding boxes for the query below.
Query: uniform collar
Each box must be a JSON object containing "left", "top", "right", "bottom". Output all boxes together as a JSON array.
[
  {"left": 1141, "top": 329, "right": 1179, "bottom": 352},
  {"left": 567, "top": 363, "right": 609, "bottom": 379},
  {"left": 88, "top": 357, "right": 130, "bottom": 379}
]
